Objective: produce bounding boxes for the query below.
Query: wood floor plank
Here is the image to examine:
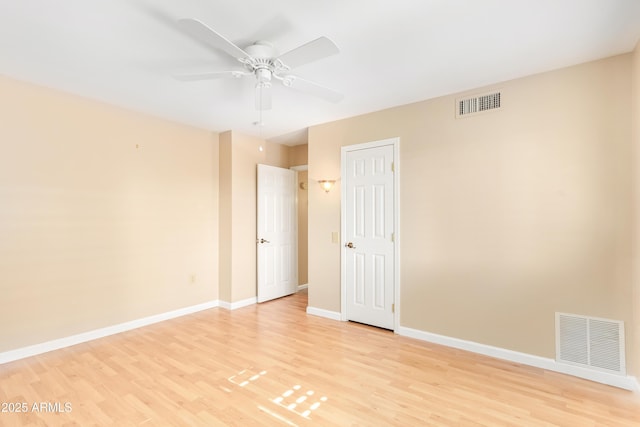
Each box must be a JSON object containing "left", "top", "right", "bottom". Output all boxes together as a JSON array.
[{"left": 1, "top": 290, "right": 639, "bottom": 426}]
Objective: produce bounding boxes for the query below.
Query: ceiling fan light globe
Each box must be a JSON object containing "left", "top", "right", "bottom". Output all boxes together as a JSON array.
[{"left": 256, "top": 68, "right": 272, "bottom": 83}]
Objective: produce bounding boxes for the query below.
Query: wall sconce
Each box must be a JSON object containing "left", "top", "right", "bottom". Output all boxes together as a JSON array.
[{"left": 318, "top": 180, "right": 336, "bottom": 193}]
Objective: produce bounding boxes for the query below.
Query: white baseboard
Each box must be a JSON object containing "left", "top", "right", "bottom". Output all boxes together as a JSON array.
[
  {"left": 297, "top": 284, "right": 308, "bottom": 291},
  {"left": 219, "top": 296, "right": 257, "bottom": 310},
  {"left": 397, "top": 326, "right": 639, "bottom": 391},
  {"left": 0, "top": 300, "right": 219, "bottom": 365},
  {"left": 306, "top": 306, "right": 342, "bottom": 321}
]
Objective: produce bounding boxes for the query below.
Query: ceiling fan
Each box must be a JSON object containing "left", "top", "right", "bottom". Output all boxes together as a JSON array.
[{"left": 175, "top": 18, "right": 343, "bottom": 111}]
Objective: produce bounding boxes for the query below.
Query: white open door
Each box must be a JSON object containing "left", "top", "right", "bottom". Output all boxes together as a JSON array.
[
  {"left": 342, "top": 140, "right": 396, "bottom": 330},
  {"left": 257, "top": 164, "right": 297, "bottom": 303}
]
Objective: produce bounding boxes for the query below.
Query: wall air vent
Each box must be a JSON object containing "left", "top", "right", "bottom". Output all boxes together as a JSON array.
[
  {"left": 456, "top": 91, "right": 501, "bottom": 118},
  {"left": 555, "top": 313, "right": 625, "bottom": 375}
]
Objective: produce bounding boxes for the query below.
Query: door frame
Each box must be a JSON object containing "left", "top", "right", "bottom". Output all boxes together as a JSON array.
[
  {"left": 340, "top": 137, "right": 400, "bottom": 332},
  {"left": 290, "top": 164, "right": 309, "bottom": 292}
]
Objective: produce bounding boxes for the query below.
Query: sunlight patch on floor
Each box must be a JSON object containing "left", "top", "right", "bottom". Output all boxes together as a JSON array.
[
  {"left": 224, "top": 367, "right": 329, "bottom": 424},
  {"left": 227, "top": 368, "right": 268, "bottom": 388},
  {"left": 272, "top": 384, "right": 328, "bottom": 420}
]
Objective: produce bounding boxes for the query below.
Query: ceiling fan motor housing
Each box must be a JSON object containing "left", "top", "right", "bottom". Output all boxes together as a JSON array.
[
  {"left": 245, "top": 42, "right": 279, "bottom": 87},
  {"left": 245, "top": 41, "right": 277, "bottom": 60}
]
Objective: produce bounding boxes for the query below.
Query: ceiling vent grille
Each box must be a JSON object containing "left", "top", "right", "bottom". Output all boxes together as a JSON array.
[
  {"left": 456, "top": 91, "right": 501, "bottom": 118},
  {"left": 555, "top": 313, "right": 625, "bottom": 375}
]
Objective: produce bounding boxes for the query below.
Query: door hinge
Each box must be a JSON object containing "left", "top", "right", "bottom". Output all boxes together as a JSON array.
[
  {"left": 392, "top": 303, "right": 395, "bottom": 313},
  {"left": 391, "top": 232, "right": 395, "bottom": 243},
  {"left": 391, "top": 161, "right": 395, "bottom": 172}
]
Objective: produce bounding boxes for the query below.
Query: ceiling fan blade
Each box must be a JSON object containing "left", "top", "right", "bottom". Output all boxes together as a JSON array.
[
  {"left": 277, "top": 36, "right": 339, "bottom": 70},
  {"left": 283, "top": 76, "right": 343, "bottom": 103},
  {"left": 255, "top": 84, "right": 272, "bottom": 110},
  {"left": 173, "top": 70, "right": 250, "bottom": 81},
  {"left": 178, "top": 18, "right": 252, "bottom": 61}
]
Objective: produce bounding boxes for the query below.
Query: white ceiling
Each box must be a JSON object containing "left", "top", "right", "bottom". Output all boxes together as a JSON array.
[{"left": 1, "top": 0, "right": 639, "bottom": 145}]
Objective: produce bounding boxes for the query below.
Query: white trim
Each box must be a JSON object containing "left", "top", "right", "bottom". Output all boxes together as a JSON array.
[
  {"left": 290, "top": 165, "right": 308, "bottom": 171},
  {"left": 340, "top": 137, "right": 400, "bottom": 330},
  {"left": 0, "top": 300, "right": 219, "bottom": 365},
  {"left": 392, "top": 140, "right": 400, "bottom": 333},
  {"left": 398, "top": 326, "right": 639, "bottom": 391},
  {"left": 306, "top": 306, "right": 342, "bottom": 321},
  {"left": 219, "top": 297, "right": 257, "bottom": 310},
  {"left": 297, "top": 284, "right": 308, "bottom": 290},
  {"left": 340, "top": 144, "right": 347, "bottom": 322}
]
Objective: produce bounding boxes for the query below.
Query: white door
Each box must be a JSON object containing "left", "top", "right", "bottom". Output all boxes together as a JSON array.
[
  {"left": 343, "top": 142, "right": 395, "bottom": 329},
  {"left": 257, "top": 164, "right": 297, "bottom": 303}
]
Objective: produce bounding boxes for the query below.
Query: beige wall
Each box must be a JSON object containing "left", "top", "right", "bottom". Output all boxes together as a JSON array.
[
  {"left": 0, "top": 75, "right": 219, "bottom": 352},
  {"left": 290, "top": 144, "right": 309, "bottom": 286},
  {"left": 218, "top": 132, "right": 233, "bottom": 303},
  {"left": 297, "top": 170, "right": 309, "bottom": 286},
  {"left": 308, "top": 142, "right": 342, "bottom": 308},
  {"left": 218, "top": 132, "right": 290, "bottom": 303},
  {"left": 632, "top": 41, "right": 640, "bottom": 377},
  {"left": 308, "top": 54, "right": 635, "bottom": 371},
  {"left": 289, "top": 144, "right": 309, "bottom": 167},
  {"left": 266, "top": 141, "right": 290, "bottom": 169}
]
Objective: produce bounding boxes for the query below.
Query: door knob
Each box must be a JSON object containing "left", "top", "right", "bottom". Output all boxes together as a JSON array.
[
  {"left": 345, "top": 242, "right": 355, "bottom": 249},
  {"left": 259, "top": 238, "right": 270, "bottom": 244}
]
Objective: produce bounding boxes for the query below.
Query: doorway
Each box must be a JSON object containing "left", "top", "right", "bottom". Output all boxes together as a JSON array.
[
  {"left": 291, "top": 165, "right": 309, "bottom": 291},
  {"left": 341, "top": 138, "right": 399, "bottom": 330},
  {"left": 256, "top": 164, "right": 297, "bottom": 303}
]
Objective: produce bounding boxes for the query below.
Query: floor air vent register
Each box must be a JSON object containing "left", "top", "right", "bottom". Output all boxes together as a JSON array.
[{"left": 555, "top": 312, "right": 625, "bottom": 375}]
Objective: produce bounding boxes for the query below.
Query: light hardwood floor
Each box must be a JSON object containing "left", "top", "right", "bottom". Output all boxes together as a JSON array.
[{"left": 1, "top": 291, "right": 639, "bottom": 426}]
